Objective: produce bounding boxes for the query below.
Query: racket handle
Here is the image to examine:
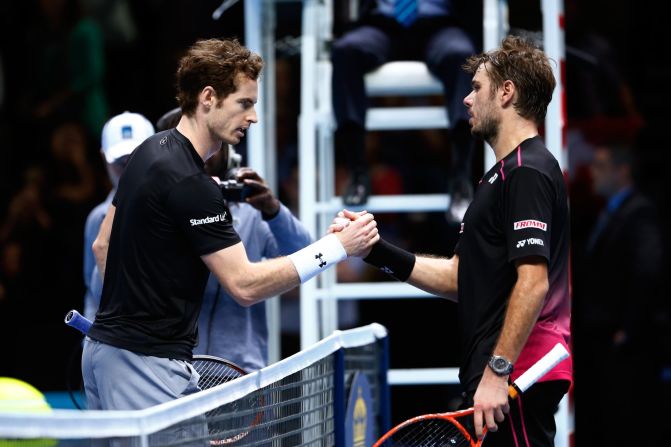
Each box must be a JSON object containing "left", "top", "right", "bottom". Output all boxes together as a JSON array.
[
  {"left": 508, "top": 343, "right": 569, "bottom": 399},
  {"left": 65, "top": 309, "right": 93, "bottom": 335}
]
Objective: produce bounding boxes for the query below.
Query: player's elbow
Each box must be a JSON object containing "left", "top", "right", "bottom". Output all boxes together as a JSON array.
[
  {"left": 224, "top": 277, "right": 263, "bottom": 307},
  {"left": 92, "top": 238, "right": 108, "bottom": 260},
  {"left": 228, "top": 288, "right": 257, "bottom": 307},
  {"left": 525, "top": 274, "right": 549, "bottom": 302}
]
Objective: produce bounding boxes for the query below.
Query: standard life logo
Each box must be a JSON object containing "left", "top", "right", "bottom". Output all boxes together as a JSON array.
[{"left": 190, "top": 212, "right": 228, "bottom": 226}]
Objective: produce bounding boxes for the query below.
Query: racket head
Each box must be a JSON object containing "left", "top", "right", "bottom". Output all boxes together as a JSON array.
[
  {"left": 374, "top": 409, "right": 480, "bottom": 447},
  {"left": 191, "top": 355, "right": 264, "bottom": 446},
  {"left": 192, "top": 354, "right": 248, "bottom": 390}
]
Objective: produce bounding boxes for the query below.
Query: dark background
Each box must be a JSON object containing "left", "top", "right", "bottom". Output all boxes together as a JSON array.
[{"left": 0, "top": 0, "right": 668, "bottom": 438}]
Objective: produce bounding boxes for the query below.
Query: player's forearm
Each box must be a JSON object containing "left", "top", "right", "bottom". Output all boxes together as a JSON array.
[
  {"left": 92, "top": 236, "right": 109, "bottom": 279},
  {"left": 92, "top": 205, "right": 115, "bottom": 280},
  {"left": 205, "top": 234, "right": 347, "bottom": 306},
  {"left": 409, "top": 255, "right": 458, "bottom": 300},
  {"left": 228, "top": 256, "right": 300, "bottom": 306},
  {"left": 362, "top": 239, "right": 458, "bottom": 300},
  {"left": 494, "top": 262, "right": 548, "bottom": 361}
]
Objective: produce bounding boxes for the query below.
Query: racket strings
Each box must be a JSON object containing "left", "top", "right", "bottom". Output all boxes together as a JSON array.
[
  {"left": 190, "top": 357, "right": 260, "bottom": 445},
  {"left": 386, "top": 418, "right": 472, "bottom": 447},
  {"left": 193, "top": 359, "right": 245, "bottom": 390},
  {"left": 191, "top": 358, "right": 266, "bottom": 445}
]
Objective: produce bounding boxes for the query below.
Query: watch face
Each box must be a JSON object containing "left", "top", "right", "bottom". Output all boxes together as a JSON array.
[
  {"left": 493, "top": 357, "right": 508, "bottom": 370},
  {"left": 489, "top": 356, "right": 513, "bottom": 375}
]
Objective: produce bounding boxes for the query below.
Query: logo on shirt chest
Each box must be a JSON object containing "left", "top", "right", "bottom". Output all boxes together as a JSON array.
[{"left": 513, "top": 219, "right": 547, "bottom": 231}]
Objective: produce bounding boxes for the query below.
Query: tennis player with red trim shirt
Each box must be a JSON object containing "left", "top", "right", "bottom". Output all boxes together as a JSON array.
[{"left": 333, "top": 36, "right": 571, "bottom": 447}]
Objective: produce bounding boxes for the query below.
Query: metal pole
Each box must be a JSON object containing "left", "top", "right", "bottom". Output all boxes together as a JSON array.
[{"left": 298, "top": 0, "right": 320, "bottom": 348}]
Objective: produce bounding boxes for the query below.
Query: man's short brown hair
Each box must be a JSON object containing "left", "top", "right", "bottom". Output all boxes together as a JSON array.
[
  {"left": 176, "top": 38, "right": 264, "bottom": 115},
  {"left": 463, "top": 35, "right": 556, "bottom": 125}
]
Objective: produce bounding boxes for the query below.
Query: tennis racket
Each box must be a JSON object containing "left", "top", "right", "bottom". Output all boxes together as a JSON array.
[
  {"left": 190, "top": 354, "right": 264, "bottom": 446},
  {"left": 373, "top": 343, "right": 569, "bottom": 447}
]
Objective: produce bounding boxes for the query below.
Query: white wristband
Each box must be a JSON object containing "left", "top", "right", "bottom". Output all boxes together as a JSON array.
[{"left": 288, "top": 234, "right": 347, "bottom": 283}]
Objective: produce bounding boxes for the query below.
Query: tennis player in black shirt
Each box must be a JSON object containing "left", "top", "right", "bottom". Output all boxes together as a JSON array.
[
  {"left": 82, "top": 38, "right": 379, "bottom": 412},
  {"left": 333, "top": 36, "right": 571, "bottom": 446}
]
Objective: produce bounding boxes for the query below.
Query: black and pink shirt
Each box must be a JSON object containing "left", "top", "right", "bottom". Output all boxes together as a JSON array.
[{"left": 454, "top": 136, "right": 572, "bottom": 394}]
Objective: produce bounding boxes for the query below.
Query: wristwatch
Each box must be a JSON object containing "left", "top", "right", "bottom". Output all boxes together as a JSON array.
[{"left": 488, "top": 355, "right": 514, "bottom": 376}]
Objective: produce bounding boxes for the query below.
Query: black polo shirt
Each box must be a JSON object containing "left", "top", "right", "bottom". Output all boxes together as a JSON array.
[
  {"left": 89, "top": 129, "right": 240, "bottom": 360},
  {"left": 455, "top": 136, "right": 571, "bottom": 394}
]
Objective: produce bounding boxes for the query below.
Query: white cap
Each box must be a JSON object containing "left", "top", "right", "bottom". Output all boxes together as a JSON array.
[{"left": 101, "top": 111, "right": 155, "bottom": 163}]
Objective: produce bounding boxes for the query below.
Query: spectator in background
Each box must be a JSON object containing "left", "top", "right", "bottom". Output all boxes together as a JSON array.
[
  {"left": 27, "top": 0, "right": 108, "bottom": 143},
  {"left": 196, "top": 146, "right": 312, "bottom": 370},
  {"left": 47, "top": 121, "right": 101, "bottom": 318},
  {"left": 563, "top": 0, "right": 645, "bottom": 251},
  {"left": 572, "top": 143, "right": 664, "bottom": 446},
  {"left": 0, "top": 163, "right": 62, "bottom": 386},
  {"left": 331, "top": 0, "right": 478, "bottom": 222},
  {"left": 83, "top": 112, "right": 155, "bottom": 320},
  {"left": 155, "top": 107, "right": 313, "bottom": 371},
  {"left": 0, "top": 167, "right": 53, "bottom": 300}
]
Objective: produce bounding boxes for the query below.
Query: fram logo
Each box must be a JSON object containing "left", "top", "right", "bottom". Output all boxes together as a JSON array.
[{"left": 513, "top": 220, "right": 547, "bottom": 231}]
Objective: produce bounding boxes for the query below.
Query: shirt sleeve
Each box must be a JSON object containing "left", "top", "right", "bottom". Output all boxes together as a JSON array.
[
  {"left": 83, "top": 207, "right": 104, "bottom": 289},
  {"left": 504, "top": 167, "right": 554, "bottom": 263},
  {"left": 264, "top": 204, "right": 313, "bottom": 257},
  {"left": 166, "top": 174, "right": 241, "bottom": 255}
]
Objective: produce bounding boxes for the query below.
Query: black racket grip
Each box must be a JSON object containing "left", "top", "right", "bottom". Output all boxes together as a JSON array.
[{"left": 65, "top": 309, "right": 93, "bottom": 335}]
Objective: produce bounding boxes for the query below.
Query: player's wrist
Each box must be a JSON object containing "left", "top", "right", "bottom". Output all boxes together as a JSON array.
[
  {"left": 487, "top": 355, "right": 514, "bottom": 377},
  {"left": 261, "top": 199, "right": 281, "bottom": 220},
  {"left": 363, "top": 238, "right": 415, "bottom": 282},
  {"left": 288, "top": 234, "right": 346, "bottom": 283}
]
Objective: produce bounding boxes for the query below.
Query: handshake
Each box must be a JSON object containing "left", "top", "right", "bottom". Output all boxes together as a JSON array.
[
  {"left": 326, "top": 209, "right": 415, "bottom": 283},
  {"left": 290, "top": 209, "right": 413, "bottom": 284},
  {"left": 327, "top": 209, "right": 379, "bottom": 259}
]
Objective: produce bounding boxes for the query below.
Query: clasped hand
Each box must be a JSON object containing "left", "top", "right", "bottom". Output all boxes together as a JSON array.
[{"left": 328, "top": 209, "right": 379, "bottom": 258}]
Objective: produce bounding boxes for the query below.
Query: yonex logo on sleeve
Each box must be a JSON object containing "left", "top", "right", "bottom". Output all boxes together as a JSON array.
[
  {"left": 190, "top": 212, "right": 228, "bottom": 226},
  {"left": 513, "top": 220, "right": 547, "bottom": 231}
]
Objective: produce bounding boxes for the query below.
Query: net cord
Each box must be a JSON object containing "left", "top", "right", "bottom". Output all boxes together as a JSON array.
[{"left": 0, "top": 323, "right": 387, "bottom": 439}]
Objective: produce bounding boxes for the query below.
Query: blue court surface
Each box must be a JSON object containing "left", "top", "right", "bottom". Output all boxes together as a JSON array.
[{"left": 44, "top": 391, "right": 85, "bottom": 409}]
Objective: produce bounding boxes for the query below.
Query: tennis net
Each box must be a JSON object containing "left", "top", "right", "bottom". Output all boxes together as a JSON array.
[{"left": 0, "top": 323, "right": 389, "bottom": 447}]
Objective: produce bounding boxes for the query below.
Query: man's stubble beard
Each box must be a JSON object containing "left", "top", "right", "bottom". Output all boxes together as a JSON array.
[{"left": 471, "top": 113, "right": 500, "bottom": 148}]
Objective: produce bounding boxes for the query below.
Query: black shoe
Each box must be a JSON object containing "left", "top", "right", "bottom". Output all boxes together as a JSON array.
[
  {"left": 446, "top": 177, "right": 473, "bottom": 223},
  {"left": 343, "top": 171, "right": 370, "bottom": 206}
]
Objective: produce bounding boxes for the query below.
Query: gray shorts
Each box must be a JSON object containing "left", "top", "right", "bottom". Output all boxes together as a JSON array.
[
  {"left": 82, "top": 337, "right": 201, "bottom": 410},
  {"left": 82, "top": 338, "right": 209, "bottom": 445}
]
